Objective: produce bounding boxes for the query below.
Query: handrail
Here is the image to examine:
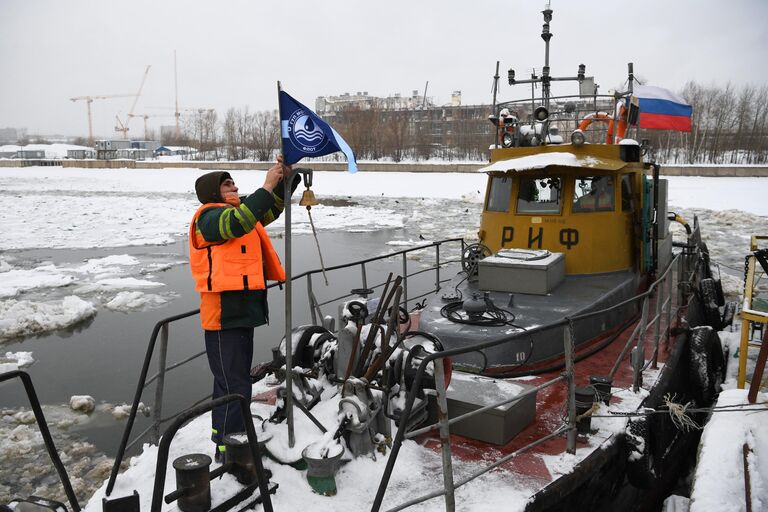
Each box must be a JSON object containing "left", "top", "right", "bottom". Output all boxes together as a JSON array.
[
  {"left": 0, "top": 371, "right": 81, "bottom": 512},
  {"left": 105, "top": 308, "right": 199, "bottom": 496},
  {"left": 372, "top": 250, "right": 695, "bottom": 511},
  {"left": 105, "top": 238, "right": 465, "bottom": 496},
  {"left": 150, "top": 394, "right": 273, "bottom": 512},
  {"left": 105, "top": 232, "right": 696, "bottom": 508}
]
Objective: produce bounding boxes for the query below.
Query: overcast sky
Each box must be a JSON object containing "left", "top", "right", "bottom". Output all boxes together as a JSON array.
[{"left": 2, "top": 0, "right": 767, "bottom": 138}]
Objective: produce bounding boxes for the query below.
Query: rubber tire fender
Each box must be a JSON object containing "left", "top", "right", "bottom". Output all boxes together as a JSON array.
[
  {"left": 721, "top": 301, "right": 737, "bottom": 328},
  {"left": 625, "top": 416, "right": 659, "bottom": 489},
  {"left": 699, "top": 278, "right": 722, "bottom": 330},
  {"left": 714, "top": 278, "right": 725, "bottom": 307},
  {"left": 688, "top": 326, "right": 723, "bottom": 405}
]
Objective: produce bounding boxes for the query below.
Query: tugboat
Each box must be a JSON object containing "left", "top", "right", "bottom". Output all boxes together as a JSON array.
[{"left": 2, "top": 3, "right": 732, "bottom": 512}]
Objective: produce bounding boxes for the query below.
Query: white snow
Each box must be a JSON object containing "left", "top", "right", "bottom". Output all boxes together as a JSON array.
[
  {"left": 104, "top": 291, "right": 168, "bottom": 311},
  {"left": 477, "top": 152, "right": 610, "bottom": 173},
  {"left": 0, "top": 165, "right": 765, "bottom": 508},
  {"left": 0, "top": 254, "right": 177, "bottom": 340},
  {"left": 76, "top": 255, "right": 140, "bottom": 274},
  {"left": 687, "top": 327, "right": 768, "bottom": 512},
  {"left": 0, "top": 143, "right": 92, "bottom": 159},
  {"left": 0, "top": 351, "right": 35, "bottom": 373},
  {"left": 0, "top": 296, "right": 96, "bottom": 340},
  {"left": 0, "top": 165, "right": 760, "bottom": 343},
  {"left": 689, "top": 389, "right": 767, "bottom": 512},
  {"left": 69, "top": 395, "right": 96, "bottom": 414},
  {"left": 0, "top": 263, "right": 75, "bottom": 298},
  {"left": 665, "top": 176, "right": 768, "bottom": 216}
]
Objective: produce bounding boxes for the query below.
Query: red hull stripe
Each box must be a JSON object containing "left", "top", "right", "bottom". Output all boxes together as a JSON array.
[{"left": 639, "top": 112, "right": 692, "bottom": 132}]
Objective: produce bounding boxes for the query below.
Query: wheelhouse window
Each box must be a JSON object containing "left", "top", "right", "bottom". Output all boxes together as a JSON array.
[
  {"left": 621, "top": 174, "right": 633, "bottom": 211},
  {"left": 486, "top": 175, "right": 512, "bottom": 212},
  {"left": 517, "top": 177, "right": 562, "bottom": 214},
  {"left": 572, "top": 176, "right": 615, "bottom": 212}
]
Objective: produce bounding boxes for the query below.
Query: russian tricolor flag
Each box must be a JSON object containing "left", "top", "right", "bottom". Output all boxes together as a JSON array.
[{"left": 635, "top": 85, "right": 692, "bottom": 132}]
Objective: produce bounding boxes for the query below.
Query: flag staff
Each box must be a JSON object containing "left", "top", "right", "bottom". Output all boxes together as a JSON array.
[{"left": 277, "top": 80, "right": 296, "bottom": 448}]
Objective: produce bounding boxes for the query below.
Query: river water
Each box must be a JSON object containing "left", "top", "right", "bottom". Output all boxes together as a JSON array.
[{"left": 1, "top": 184, "right": 766, "bottom": 504}]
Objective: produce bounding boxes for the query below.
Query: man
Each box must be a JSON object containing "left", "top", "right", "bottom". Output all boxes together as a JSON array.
[{"left": 189, "top": 156, "right": 299, "bottom": 461}]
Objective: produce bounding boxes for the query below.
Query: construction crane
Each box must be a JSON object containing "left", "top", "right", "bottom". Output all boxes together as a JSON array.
[
  {"left": 70, "top": 94, "right": 135, "bottom": 144},
  {"left": 127, "top": 113, "right": 175, "bottom": 140},
  {"left": 114, "top": 65, "right": 152, "bottom": 139}
]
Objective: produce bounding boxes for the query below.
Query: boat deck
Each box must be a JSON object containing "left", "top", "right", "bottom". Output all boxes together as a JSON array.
[
  {"left": 410, "top": 289, "right": 675, "bottom": 508},
  {"left": 418, "top": 270, "right": 640, "bottom": 372}
]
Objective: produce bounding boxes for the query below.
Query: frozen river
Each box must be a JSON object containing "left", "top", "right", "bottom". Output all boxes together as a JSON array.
[{"left": 0, "top": 166, "right": 766, "bottom": 503}]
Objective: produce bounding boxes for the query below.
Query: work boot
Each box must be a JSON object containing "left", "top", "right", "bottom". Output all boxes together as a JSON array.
[{"left": 214, "top": 445, "right": 225, "bottom": 464}]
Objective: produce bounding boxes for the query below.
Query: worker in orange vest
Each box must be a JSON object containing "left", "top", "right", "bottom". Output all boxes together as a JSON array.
[{"left": 189, "top": 156, "right": 300, "bottom": 462}]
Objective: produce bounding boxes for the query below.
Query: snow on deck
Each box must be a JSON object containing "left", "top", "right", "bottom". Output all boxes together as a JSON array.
[
  {"left": 685, "top": 330, "right": 768, "bottom": 512},
  {"left": 82, "top": 369, "right": 656, "bottom": 512}
]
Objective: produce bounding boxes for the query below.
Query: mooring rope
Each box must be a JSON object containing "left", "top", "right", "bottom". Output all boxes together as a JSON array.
[{"left": 662, "top": 393, "right": 700, "bottom": 432}]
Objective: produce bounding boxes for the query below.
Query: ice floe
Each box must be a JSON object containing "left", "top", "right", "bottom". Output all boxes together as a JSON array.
[
  {"left": 0, "top": 296, "right": 96, "bottom": 340},
  {"left": 0, "top": 351, "right": 35, "bottom": 372}
]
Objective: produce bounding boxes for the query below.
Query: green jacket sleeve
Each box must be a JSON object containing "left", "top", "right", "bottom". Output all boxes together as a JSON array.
[{"left": 197, "top": 188, "right": 284, "bottom": 242}]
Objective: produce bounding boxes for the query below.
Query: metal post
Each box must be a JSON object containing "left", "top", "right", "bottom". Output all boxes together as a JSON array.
[
  {"left": 739, "top": 255, "right": 756, "bottom": 389},
  {"left": 435, "top": 244, "right": 441, "bottom": 294},
  {"left": 666, "top": 268, "right": 674, "bottom": 345},
  {"left": 307, "top": 274, "right": 317, "bottom": 326},
  {"left": 402, "top": 253, "right": 408, "bottom": 309},
  {"left": 151, "top": 323, "right": 169, "bottom": 444},
  {"left": 564, "top": 322, "right": 577, "bottom": 454},
  {"left": 433, "top": 358, "right": 455, "bottom": 511},
  {"left": 633, "top": 298, "right": 649, "bottom": 392},
  {"left": 738, "top": 319, "right": 750, "bottom": 390},
  {"left": 652, "top": 282, "right": 663, "bottom": 369},
  {"left": 361, "top": 263, "right": 368, "bottom": 292},
  {"left": 284, "top": 172, "right": 295, "bottom": 447}
]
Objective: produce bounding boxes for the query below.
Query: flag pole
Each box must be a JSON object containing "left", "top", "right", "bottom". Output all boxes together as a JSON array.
[{"left": 277, "top": 80, "right": 295, "bottom": 448}]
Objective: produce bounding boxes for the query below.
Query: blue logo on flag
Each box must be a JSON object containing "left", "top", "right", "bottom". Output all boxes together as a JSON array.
[{"left": 287, "top": 111, "right": 329, "bottom": 153}]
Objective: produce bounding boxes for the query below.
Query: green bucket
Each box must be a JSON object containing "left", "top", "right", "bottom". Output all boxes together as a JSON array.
[{"left": 301, "top": 445, "right": 345, "bottom": 496}]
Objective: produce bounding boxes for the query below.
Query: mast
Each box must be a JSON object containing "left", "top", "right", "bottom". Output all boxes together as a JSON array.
[{"left": 541, "top": 0, "right": 553, "bottom": 110}]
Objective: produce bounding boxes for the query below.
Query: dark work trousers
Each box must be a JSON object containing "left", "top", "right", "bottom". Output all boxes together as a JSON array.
[{"left": 204, "top": 327, "right": 254, "bottom": 446}]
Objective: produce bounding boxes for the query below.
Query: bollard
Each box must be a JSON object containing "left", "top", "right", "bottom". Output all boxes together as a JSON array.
[
  {"left": 223, "top": 432, "right": 258, "bottom": 485},
  {"left": 589, "top": 375, "right": 612, "bottom": 405},
  {"left": 172, "top": 454, "right": 211, "bottom": 512},
  {"left": 574, "top": 386, "right": 596, "bottom": 435}
]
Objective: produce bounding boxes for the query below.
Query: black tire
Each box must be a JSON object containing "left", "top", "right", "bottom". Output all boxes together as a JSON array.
[
  {"left": 689, "top": 326, "right": 717, "bottom": 405},
  {"left": 714, "top": 278, "right": 725, "bottom": 307},
  {"left": 699, "top": 278, "right": 722, "bottom": 330},
  {"left": 625, "top": 417, "right": 658, "bottom": 489},
  {"left": 721, "top": 301, "right": 737, "bottom": 328},
  {"left": 700, "top": 242, "right": 713, "bottom": 279},
  {"left": 501, "top": 132, "right": 514, "bottom": 148}
]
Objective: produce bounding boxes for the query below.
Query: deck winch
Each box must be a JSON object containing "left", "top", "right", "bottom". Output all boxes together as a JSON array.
[{"left": 253, "top": 275, "right": 444, "bottom": 467}]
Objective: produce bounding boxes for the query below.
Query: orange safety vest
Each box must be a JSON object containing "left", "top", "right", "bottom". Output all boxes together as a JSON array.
[{"left": 189, "top": 203, "right": 286, "bottom": 293}]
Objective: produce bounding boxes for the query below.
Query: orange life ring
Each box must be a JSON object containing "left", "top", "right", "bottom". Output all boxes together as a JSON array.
[{"left": 578, "top": 106, "right": 628, "bottom": 144}]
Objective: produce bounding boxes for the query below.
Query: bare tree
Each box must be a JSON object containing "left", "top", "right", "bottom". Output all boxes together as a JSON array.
[{"left": 251, "top": 110, "right": 279, "bottom": 161}]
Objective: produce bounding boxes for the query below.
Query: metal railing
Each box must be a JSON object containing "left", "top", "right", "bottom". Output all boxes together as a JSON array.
[
  {"left": 1, "top": 371, "right": 81, "bottom": 511},
  {"left": 105, "top": 229, "right": 704, "bottom": 510},
  {"left": 496, "top": 93, "right": 637, "bottom": 144},
  {"left": 372, "top": 244, "right": 704, "bottom": 512},
  {"left": 105, "top": 238, "right": 465, "bottom": 496}
]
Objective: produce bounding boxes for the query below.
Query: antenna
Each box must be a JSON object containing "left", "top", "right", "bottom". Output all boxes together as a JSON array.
[{"left": 506, "top": 1, "right": 586, "bottom": 111}]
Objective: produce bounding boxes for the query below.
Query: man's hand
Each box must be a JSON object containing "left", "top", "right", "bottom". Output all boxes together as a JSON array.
[{"left": 262, "top": 155, "right": 292, "bottom": 193}]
